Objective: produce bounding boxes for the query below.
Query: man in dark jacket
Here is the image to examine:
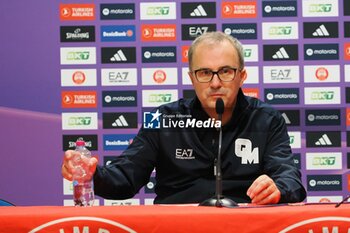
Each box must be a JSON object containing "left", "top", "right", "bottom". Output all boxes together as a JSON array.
[{"left": 62, "top": 31, "right": 306, "bottom": 205}]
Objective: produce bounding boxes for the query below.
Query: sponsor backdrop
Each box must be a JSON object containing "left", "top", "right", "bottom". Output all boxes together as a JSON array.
[{"left": 1, "top": 0, "right": 350, "bottom": 205}]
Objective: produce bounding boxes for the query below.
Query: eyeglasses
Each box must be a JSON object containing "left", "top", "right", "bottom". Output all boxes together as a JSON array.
[{"left": 192, "top": 67, "right": 239, "bottom": 83}]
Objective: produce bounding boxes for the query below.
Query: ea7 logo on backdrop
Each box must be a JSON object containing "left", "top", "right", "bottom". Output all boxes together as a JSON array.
[
  {"left": 262, "top": 1, "right": 297, "bottom": 17},
  {"left": 181, "top": 2, "right": 216, "bottom": 18},
  {"left": 100, "top": 3, "right": 135, "bottom": 20},
  {"left": 303, "top": 22, "right": 338, "bottom": 38},
  {"left": 103, "top": 112, "right": 138, "bottom": 129},
  {"left": 263, "top": 44, "right": 298, "bottom": 61},
  {"left": 223, "top": 23, "right": 257, "bottom": 40},
  {"left": 60, "top": 26, "right": 95, "bottom": 42},
  {"left": 304, "top": 44, "right": 339, "bottom": 60},
  {"left": 306, "top": 131, "right": 341, "bottom": 148},
  {"left": 263, "top": 66, "right": 299, "bottom": 83},
  {"left": 182, "top": 24, "right": 216, "bottom": 40},
  {"left": 101, "top": 68, "right": 137, "bottom": 86},
  {"left": 101, "top": 47, "right": 136, "bottom": 64},
  {"left": 235, "top": 138, "right": 259, "bottom": 164},
  {"left": 142, "top": 46, "right": 176, "bottom": 63}
]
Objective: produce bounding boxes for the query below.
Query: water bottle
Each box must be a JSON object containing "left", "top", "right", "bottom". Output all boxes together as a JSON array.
[{"left": 72, "top": 138, "right": 94, "bottom": 207}]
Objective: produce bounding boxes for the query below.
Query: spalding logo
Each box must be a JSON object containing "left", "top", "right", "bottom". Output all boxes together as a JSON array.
[
  {"left": 29, "top": 216, "right": 137, "bottom": 233},
  {"left": 279, "top": 217, "right": 350, "bottom": 233}
]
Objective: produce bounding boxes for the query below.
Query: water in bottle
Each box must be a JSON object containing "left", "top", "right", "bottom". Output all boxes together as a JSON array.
[{"left": 72, "top": 138, "right": 94, "bottom": 207}]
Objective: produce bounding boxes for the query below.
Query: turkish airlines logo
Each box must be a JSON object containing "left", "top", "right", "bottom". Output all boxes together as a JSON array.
[
  {"left": 345, "top": 43, "right": 350, "bottom": 60},
  {"left": 242, "top": 88, "right": 259, "bottom": 99},
  {"left": 222, "top": 2, "right": 257, "bottom": 18},
  {"left": 60, "top": 4, "right": 95, "bottom": 21},
  {"left": 141, "top": 24, "right": 176, "bottom": 41},
  {"left": 61, "top": 91, "right": 97, "bottom": 108}
]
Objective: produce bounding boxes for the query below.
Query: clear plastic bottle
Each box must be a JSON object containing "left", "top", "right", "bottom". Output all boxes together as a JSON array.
[{"left": 72, "top": 138, "right": 94, "bottom": 207}]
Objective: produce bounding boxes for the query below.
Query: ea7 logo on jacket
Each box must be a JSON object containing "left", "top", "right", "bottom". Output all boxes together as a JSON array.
[
  {"left": 175, "top": 148, "right": 195, "bottom": 160},
  {"left": 235, "top": 138, "right": 259, "bottom": 164}
]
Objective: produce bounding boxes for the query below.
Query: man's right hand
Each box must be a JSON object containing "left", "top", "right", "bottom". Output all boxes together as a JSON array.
[{"left": 61, "top": 150, "right": 98, "bottom": 181}]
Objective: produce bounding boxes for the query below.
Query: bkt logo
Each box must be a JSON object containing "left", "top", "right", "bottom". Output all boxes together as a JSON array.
[
  {"left": 262, "top": 22, "right": 298, "bottom": 40},
  {"left": 262, "top": 1, "right": 297, "bottom": 17},
  {"left": 304, "top": 87, "right": 340, "bottom": 105},
  {"left": 100, "top": 3, "right": 135, "bottom": 20},
  {"left": 143, "top": 110, "right": 162, "bottom": 129},
  {"left": 306, "top": 152, "right": 342, "bottom": 170},
  {"left": 182, "top": 24, "right": 216, "bottom": 40},
  {"left": 142, "top": 90, "right": 178, "bottom": 107},
  {"left": 222, "top": 23, "right": 257, "bottom": 40},
  {"left": 304, "top": 44, "right": 339, "bottom": 60},
  {"left": 242, "top": 44, "right": 258, "bottom": 62},
  {"left": 140, "top": 2, "right": 176, "bottom": 20},
  {"left": 302, "top": 1, "right": 338, "bottom": 17},
  {"left": 60, "top": 47, "right": 96, "bottom": 65},
  {"left": 142, "top": 46, "right": 176, "bottom": 63}
]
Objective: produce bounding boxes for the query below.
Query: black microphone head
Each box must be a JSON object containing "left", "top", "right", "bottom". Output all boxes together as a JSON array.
[{"left": 215, "top": 98, "right": 224, "bottom": 115}]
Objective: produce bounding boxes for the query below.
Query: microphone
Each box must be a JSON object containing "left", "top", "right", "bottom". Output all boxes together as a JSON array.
[{"left": 199, "top": 98, "right": 238, "bottom": 207}]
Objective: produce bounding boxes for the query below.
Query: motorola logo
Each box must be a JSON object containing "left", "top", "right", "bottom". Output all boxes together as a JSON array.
[
  {"left": 303, "top": 22, "right": 338, "bottom": 38},
  {"left": 304, "top": 44, "right": 339, "bottom": 60},
  {"left": 101, "top": 47, "right": 136, "bottom": 64},
  {"left": 263, "top": 44, "right": 298, "bottom": 61},
  {"left": 181, "top": 2, "right": 216, "bottom": 18},
  {"left": 306, "top": 131, "right": 341, "bottom": 148},
  {"left": 262, "top": 1, "right": 297, "bottom": 17},
  {"left": 264, "top": 88, "right": 299, "bottom": 104},
  {"left": 222, "top": 23, "right": 257, "bottom": 40},
  {"left": 102, "top": 90, "right": 137, "bottom": 107},
  {"left": 142, "top": 46, "right": 176, "bottom": 63},
  {"left": 307, "top": 175, "right": 342, "bottom": 191},
  {"left": 181, "top": 24, "right": 216, "bottom": 40},
  {"left": 100, "top": 4, "right": 135, "bottom": 20},
  {"left": 305, "top": 109, "right": 341, "bottom": 126}
]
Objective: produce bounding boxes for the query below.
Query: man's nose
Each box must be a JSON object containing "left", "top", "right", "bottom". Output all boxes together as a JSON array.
[{"left": 210, "top": 73, "right": 222, "bottom": 88}]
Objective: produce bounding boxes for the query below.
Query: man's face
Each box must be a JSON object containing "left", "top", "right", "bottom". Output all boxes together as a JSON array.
[{"left": 188, "top": 40, "right": 246, "bottom": 112}]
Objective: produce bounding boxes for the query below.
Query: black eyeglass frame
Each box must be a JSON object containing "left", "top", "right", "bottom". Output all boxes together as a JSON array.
[{"left": 192, "top": 66, "right": 241, "bottom": 83}]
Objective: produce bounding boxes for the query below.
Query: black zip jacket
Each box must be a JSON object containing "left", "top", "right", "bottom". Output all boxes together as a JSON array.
[{"left": 94, "top": 89, "right": 306, "bottom": 204}]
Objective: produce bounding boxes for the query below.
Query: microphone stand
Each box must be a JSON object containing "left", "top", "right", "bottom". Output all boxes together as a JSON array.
[{"left": 199, "top": 99, "right": 238, "bottom": 208}]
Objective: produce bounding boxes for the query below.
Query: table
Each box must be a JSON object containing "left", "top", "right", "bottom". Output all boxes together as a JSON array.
[{"left": 0, "top": 203, "right": 349, "bottom": 233}]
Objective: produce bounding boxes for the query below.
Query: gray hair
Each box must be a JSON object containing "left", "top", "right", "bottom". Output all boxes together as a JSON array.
[{"left": 188, "top": 31, "right": 245, "bottom": 71}]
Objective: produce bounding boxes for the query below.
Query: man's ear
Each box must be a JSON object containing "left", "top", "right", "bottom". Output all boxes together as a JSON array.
[
  {"left": 188, "top": 71, "right": 195, "bottom": 85},
  {"left": 239, "top": 68, "right": 247, "bottom": 87}
]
